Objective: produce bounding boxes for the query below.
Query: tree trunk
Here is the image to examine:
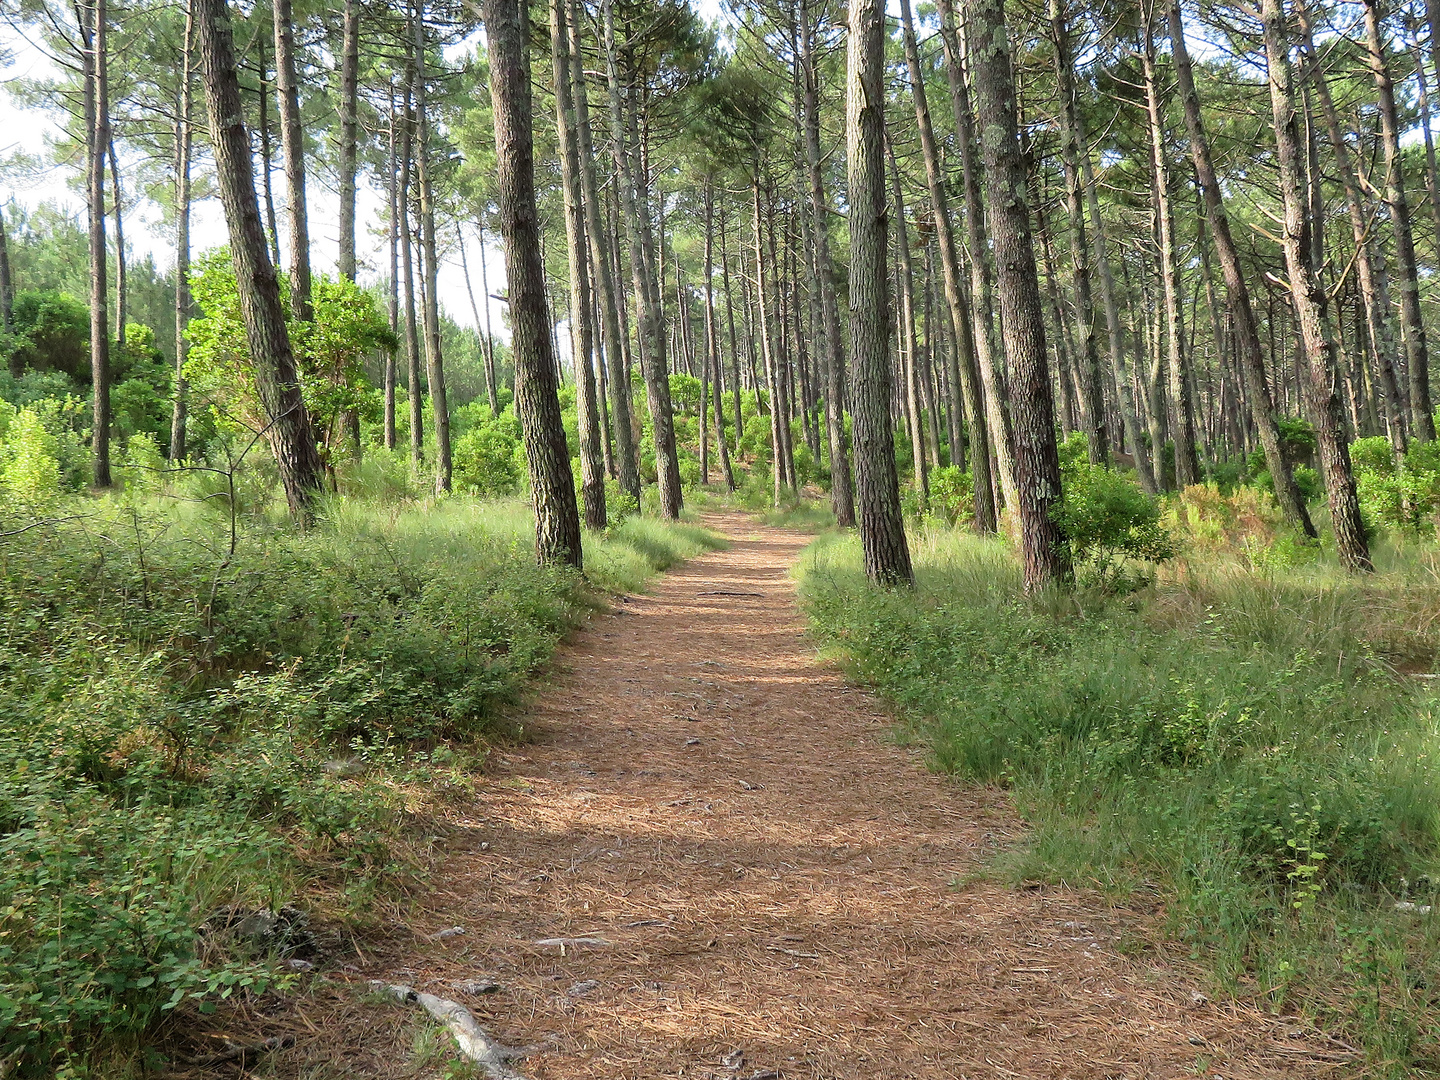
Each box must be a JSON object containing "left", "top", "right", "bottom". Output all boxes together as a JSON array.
[
  {"left": 412, "top": 11, "right": 450, "bottom": 494},
  {"left": 551, "top": 0, "right": 606, "bottom": 529},
  {"left": 108, "top": 140, "right": 125, "bottom": 349},
  {"left": 196, "top": 0, "right": 325, "bottom": 521},
  {"left": 1049, "top": 0, "right": 1108, "bottom": 466},
  {"left": 0, "top": 205, "right": 13, "bottom": 372},
  {"left": 1262, "top": 0, "right": 1371, "bottom": 570},
  {"left": 1141, "top": 20, "right": 1199, "bottom": 489},
  {"left": 1365, "top": 0, "right": 1435, "bottom": 440},
  {"left": 899, "top": 0, "right": 995, "bottom": 528},
  {"left": 255, "top": 32, "right": 281, "bottom": 269},
  {"left": 798, "top": 0, "right": 854, "bottom": 525},
  {"left": 384, "top": 82, "right": 398, "bottom": 450},
  {"left": 484, "top": 0, "right": 582, "bottom": 566},
  {"left": 86, "top": 0, "right": 111, "bottom": 488},
  {"left": 1297, "top": 0, "right": 1408, "bottom": 455},
  {"left": 704, "top": 179, "right": 736, "bottom": 491},
  {"left": 273, "top": 0, "right": 311, "bottom": 321},
  {"left": 477, "top": 213, "right": 500, "bottom": 414},
  {"left": 847, "top": 0, "right": 913, "bottom": 586},
  {"left": 886, "top": 136, "right": 928, "bottom": 500},
  {"left": 719, "top": 199, "right": 744, "bottom": 442},
  {"left": 1168, "top": 0, "right": 1315, "bottom": 532},
  {"left": 964, "top": 0, "right": 1069, "bottom": 590},
  {"left": 754, "top": 173, "right": 788, "bottom": 506},
  {"left": 399, "top": 76, "right": 423, "bottom": 469},
  {"left": 336, "top": 0, "right": 360, "bottom": 281},
  {"left": 170, "top": 0, "right": 195, "bottom": 461},
  {"left": 936, "top": 0, "right": 1019, "bottom": 513},
  {"left": 602, "top": 0, "right": 681, "bottom": 517},
  {"left": 569, "top": 0, "right": 639, "bottom": 501}
]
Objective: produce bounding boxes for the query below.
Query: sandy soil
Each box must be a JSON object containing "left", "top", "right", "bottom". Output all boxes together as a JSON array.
[{"left": 177, "top": 513, "right": 1351, "bottom": 1079}]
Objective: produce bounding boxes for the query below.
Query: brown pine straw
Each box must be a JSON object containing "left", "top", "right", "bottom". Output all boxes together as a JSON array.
[{"left": 166, "top": 513, "right": 1350, "bottom": 1079}]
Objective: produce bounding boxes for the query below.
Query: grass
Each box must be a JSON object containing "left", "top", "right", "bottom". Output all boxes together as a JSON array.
[
  {"left": 0, "top": 486, "right": 722, "bottom": 1077},
  {"left": 797, "top": 524, "right": 1440, "bottom": 1076}
]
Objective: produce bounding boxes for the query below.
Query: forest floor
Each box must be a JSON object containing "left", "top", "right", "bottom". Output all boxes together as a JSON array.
[{"left": 178, "top": 512, "right": 1351, "bottom": 1079}]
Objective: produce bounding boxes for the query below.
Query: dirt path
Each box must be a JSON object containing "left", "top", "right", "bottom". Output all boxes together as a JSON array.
[{"left": 336, "top": 514, "right": 1341, "bottom": 1078}]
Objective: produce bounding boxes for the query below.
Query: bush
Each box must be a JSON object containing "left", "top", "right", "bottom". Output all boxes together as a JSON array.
[{"left": 1054, "top": 461, "right": 1177, "bottom": 585}]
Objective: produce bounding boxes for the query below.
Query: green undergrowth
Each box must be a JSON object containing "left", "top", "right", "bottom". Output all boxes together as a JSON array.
[
  {"left": 0, "top": 492, "right": 721, "bottom": 1076},
  {"left": 798, "top": 527, "right": 1440, "bottom": 1076}
]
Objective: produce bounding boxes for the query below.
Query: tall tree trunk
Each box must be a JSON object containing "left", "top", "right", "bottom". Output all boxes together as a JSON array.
[
  {"left": 704, "top": 179, "right": 736, "bottom": 491},
  {"left": 1262, "top": 0, "right": 1371, "bottom": 570},
  {"left": 384, "top": 82, "right": 398, "bottom": 450},
  {"left": 1168, "top": 0, "right": 1315, "bottom": 531},
  {"left": 798, "top": 0, "right": 854, "bottom": 525},
  {"left": 602, "top": 0, "right": 681, "bottom": 517},
  {"left": 0, "top": 204, "right": 13, "bottom": 376},
  {"left": 754, "top": 172, "right": 788, "bottom": 506},
  {"left": 899, "top": 0, "right": 996, "bottom": 528},
  {"left": 887, "top": 136, "right": 928, "bottom": 499},
  {"left": 719, "top": 200, "right": 744, "bottom": 442},
  {"left": 848, "top": 0, "right": 913, "bottom": 585},
  {"left": 1365, "top": 0, "right": 1435, "bottom": 440},
  {"left": 484, "top": 0, "right": 582, "bottom": 565},
  {"left": 936, "top": 0, "right": 1019, "bottom": 513},
  {"left": 108, "top": 140, "right": 125, "bottom": 349},
  {"left": 412, "top": 13, "right": 451, "bottom": 494},
  {"left": 170, "top": 0, "right": 195, "bottom": 461},
  {"left": 551, "top": 0, "right": 606, "bottom": 529},
  {"left": 569, "top": 0, "right": 639, "bottom": 500},
  {"left": 1081, "top": 146, "right": 1155, "bottom": 490},
  {"left": 477, "top": 213, "right": 500, "bottom": 414},
  {"left": 1406, "top": 22, "right": 1440, "bottom": 264},
  {"left": 964, "top": 0, "right": 1069, "bottom": 590},
  {"left": 196, "top": 0, "right": 324, "bottom": 521},
  {"left": 255, "top": 33, "right": 281, "bottom": 269},
  {"left": 86, "top": 0, "right": 111, "bottom": 488},
  {"left": 399, "top": 76, "right": 423, "bottom": 469},
  {"left": 1049, "top": 0, "right": 1108, "bottom": 466},
  {"left": 336, "top": 0, "right": 360, "bottom": 281},
  {"left": 1142, "top": 18, "right": 1199, "bottom": 489},
  {"left": 1297, "top": 0, "right": 1408, "bottom": 455},
  {"left": 273, "top": 0, "right": 311, "bottom": 321}
]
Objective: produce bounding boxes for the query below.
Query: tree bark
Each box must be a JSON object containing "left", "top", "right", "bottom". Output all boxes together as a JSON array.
[
  {"left": 1168, "top": 0, "right": 1315, "bottom": 531},
  {"left": 412, "top": 10, "right": 450, "bottom": 494},
  {"left": 704, "top": 179, "right": 736, "bottom": 491},
  {"left": 108, "top": 140, "right": 125, "bottom": 349},
  {"left": 1141, "top": 18, "right": 1199, "bottom": 489},
  {"left": 384, "top": 81, "right": 398, "bottom": 450},
  {"left": 484, "top": 0, "right": 582, "bottom": 566},
  {"left": 887, "top": 135, "right": 928, "bottom": 499},
  {"left": 1297, "top": 0, "right": 1408, "bottom": 455},
  {"left": 1364, "top": 0, "right": 1435, "bottom": 440},
  {"left": 86, "top": 0, "right": 111, "bottom": 488},
  {"left": 256, "top": 33, "right": 281, "bottom": 269},
  {"left": 171, "top": 0, "right": 195, "bottom": 461},
  {"left": 551, "top": 0, "right": 606, "bottom": 529},
  {"left": 273, "top": 0, "right": 311, "bottom": 321},
  {"left": 196, "top": 0, "right": 325, "bottom": 522},
  {"left": 569, "top": 0, "right": 639, "bottom": 500},
  {"left": 936, "top": 0, "right": 1019, "bottom": 513},
  {"left": 602, "top": 0, "right": 681, "bottom": 517},
  {"left": 847, "top": 0, "right": 913, "bottom": 586},
  {"left": 898, "top": 0, "right": 995, "bottom": 529},
  {"left": 1262, "top": 0, "right": 1371, "bottom": 570},
  {"left": 336, "top": 0, "right": 360, "bottom": 281},
  {"left": 399, "top": 76, "right": 424, "bottom": 469},
  {"left": 797, "top": 0, "right": 854, "bottom": 525},
  {"left": 964, "top": 0, "right": 1069, "bottom": 590},
  {"left": 1048, "top": 0, "right": 1108, "bottom": 466}
]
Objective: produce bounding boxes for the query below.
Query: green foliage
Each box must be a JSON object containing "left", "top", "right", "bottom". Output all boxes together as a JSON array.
[
  {"left": 452, "top": 408, "right": 525, "bottom": 497},
  {"left": 1055, "top": 459, "right": 1178, "bottom": 585},
  {"left": 800, "top": 532, "right": 1440, "bottom": 1071},
  {"left": 0, "top": 489, "right": 721, "bottom": 1074},
  {"left": 185, "top": 250, "right": 392, "bottom": 462},
  {"left": 1353, "top": 438, "right": 1440, "bottom": 536},
  {"left": 3, "top": 290, "right": 89, "bottom": 380}
]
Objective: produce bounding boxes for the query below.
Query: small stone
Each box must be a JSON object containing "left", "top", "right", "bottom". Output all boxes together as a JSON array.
[
  {"left": 322, "top": 756, "right": 366, "bottom": 778},
  {"left": 283, "top": 958, "right": 314, "bottom": 972},
  {"left": 1189, "top": 990, "right": 1209, "bottom": 1007},
  {"left": 430, "top": 926, "right": 466, "bottom": 941},
  {"left": 686, "top": 738, "right": 701, "bottom": 746},
  {"left": 567, "top": 979, "right": 600, "bottom": 997}
]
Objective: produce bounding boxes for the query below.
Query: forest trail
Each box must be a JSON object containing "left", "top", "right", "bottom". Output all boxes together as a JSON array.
[{"left": 342, "top": 513, "right": 1339, "bottom": 1079}]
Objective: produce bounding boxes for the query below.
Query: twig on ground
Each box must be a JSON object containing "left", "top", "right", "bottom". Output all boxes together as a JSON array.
[{"left": 373, "top": 982, "right": 529, "bottom": 1079}]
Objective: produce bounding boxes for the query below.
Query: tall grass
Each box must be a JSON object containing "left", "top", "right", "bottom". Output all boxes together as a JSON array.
[
  {"left": 0, "top": 490, "right": 721, "bottom": 1076},
  {"left": 799, "top": 527, "right": 1440, "bottom": 1075}
]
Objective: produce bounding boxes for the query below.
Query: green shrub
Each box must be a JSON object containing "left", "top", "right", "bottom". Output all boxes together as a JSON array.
[{"left": 1054, "top": 460, "right": 1177, "bottom": 584}]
